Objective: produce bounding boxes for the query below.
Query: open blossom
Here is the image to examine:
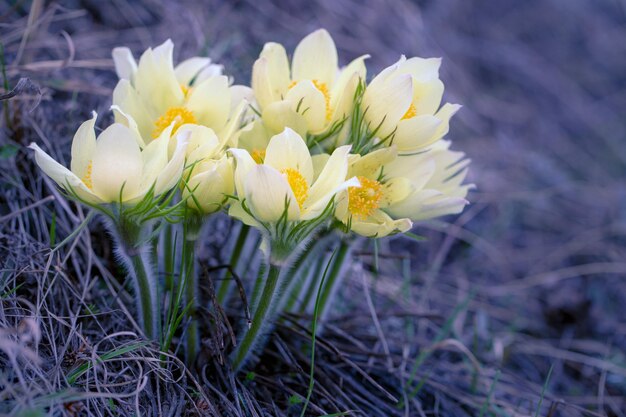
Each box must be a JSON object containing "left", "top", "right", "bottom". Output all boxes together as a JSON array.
[
  {"left": 112, "top": 39, "right": 250, "bottom": 147},
  {"left": 29, "top": 113, "right": 188, "bottom": 204},
  {"left": 362, "top": 56, "right": 460, "bottom": 153},
  {"left": 335, "top": 142, "right": 472, "bottom": 237},
  {"left": 252, "top": 29, "right": 367, "bottom": 137},
  {"left": 228, "top": 128, "right": 357, "bottom": 227}
]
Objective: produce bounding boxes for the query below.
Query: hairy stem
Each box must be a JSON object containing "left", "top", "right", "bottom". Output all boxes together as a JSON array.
[
  {"left": 216, "top": 224, "right": 250, "bottom": 305},
  {"left": 127, "top": 248, "right": 157, "bottom": 339},
  {"left": 231, "top": 262, "right": 281, "bottom": 371}
]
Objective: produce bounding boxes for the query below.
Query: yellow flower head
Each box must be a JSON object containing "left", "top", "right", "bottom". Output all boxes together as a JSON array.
[
  {"left": 252, "top": 29, "right": 368, "bottom": 136},
  {"left": 362, "top": 56, "right": 461, "bottom": 153},
  {"left": 29, "top": 112, "right": 189, "bottom": 205}
]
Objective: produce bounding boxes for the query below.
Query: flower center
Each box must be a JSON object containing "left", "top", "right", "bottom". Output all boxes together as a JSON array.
[
  {"left": 82, "top": 160, "right": 93, "bottom": 190},
  {"left": 401, "top": 102, "right": 417, "bottom": 120},
  {"left": 289, "top": 79, "right": 332, "bottom": 122},
  {"left": 152, "top": 106, "right": 197, "bottom": 139},
  {"left": 348, "top": 176, "right": 383, "bottom": 219},
  {"left": 251, "top": 149, "right": 266, "bottom": 164},
  {"left": 281, "top": 168, "right": 308, "bottom": 210}
]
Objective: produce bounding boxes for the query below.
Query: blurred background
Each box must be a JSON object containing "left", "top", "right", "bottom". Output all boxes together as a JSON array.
[{"left": 2, "top": 0, "right": 625, "bottom": 415}]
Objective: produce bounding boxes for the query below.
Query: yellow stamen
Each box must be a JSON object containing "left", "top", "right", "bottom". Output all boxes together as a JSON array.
[
  {"left": 289, "top": 79, "right": 333, "bottom": 122},
  {"left": 401, "top": 102, "right": 417, "bottom": 120},
  {"left": 82, "top": 161, "right": 93, "bottom": 190},
  {"left": 152, "top": 106, "right": 197, "bottom": 139},
  {"left": 348, "top": 176, "right": 383, "bottom": 219},
  {"left": 180, "top": 83, "right": 191, "bottom": 97},
  {"left": 251, "top": 149, "right": 266, "bottom": 164},
  {"left": 281, "top": 168, "right": 308, "bottom": 209}
]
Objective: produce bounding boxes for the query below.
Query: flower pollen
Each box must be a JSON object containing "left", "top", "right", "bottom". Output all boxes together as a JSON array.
[
  {"left": 401, "top": 102, "right": 417, "bottom": 120},
  {"left": 251, "top": 149, "right": 266, "bottom": 164},
  {"left": 82, "top": 160, "right": 93, "bottom": 190},
  {"left": 281, "top": 168, "right": 308, "bottom": 209},
  {"left": 152, "top": 106, "right": 197, "bottom": 139},
  {"left": 348, "top": 176, "right": 383, "bottom": 219}
]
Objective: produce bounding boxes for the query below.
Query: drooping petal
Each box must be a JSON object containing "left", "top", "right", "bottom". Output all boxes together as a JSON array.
[
  {"left": 174, "top": 57, "right": 211, "bottom": 86},
  {"left": 349, "top": 209, "right": 412, "bottom": 238},
  {"left": 112, "top": 47, "right": 137, "bottom": 81},
  {"left": 292, "top": 29, "right": 338, "bottom": 86},
  {"left": 91, "top": 124, "right": 143, "bottom": 202},
  {"left": 244, "top": 165, "right": 299, "bottom": 222},
  {"left": 29, "top": 143, "right": 102, "bottom": 204},
  {"left": 264, "top": 128, "right": 313, "bottom": 184},
  {"left": 228, "top": 201, "right": 262, "bottom": 228},
  {"left": 186, "top": 75, "right": 231, "bottom": 131},
  {"left": 70, "top": 112, "right": 97, "bottom": 178}
]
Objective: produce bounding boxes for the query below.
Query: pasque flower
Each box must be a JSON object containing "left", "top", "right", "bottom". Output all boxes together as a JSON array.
[
  {"left": 112, "top": 39, "right": 250, "bottom": 147},
  {"left": 228, "top": 128, "right": 357, "bottom": 231},
  {"left": 362, "top": 56, "right": 460, "bottom": 152},
  {"left": 29, "top": 112, "right": 188, "bottom": 205},
  {"left": 336, "top": 141, "right": 472, "bottom": 237},
  {"left": 252, "top": 29, "right": 367, "bottom": 137}
]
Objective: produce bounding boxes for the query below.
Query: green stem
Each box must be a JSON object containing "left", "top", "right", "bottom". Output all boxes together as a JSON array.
[
  {"left": 283, "top": 238, "right": 327, "bottom": 313},
  {"left": 128, "top": 250, "right": 156, "bottom": 339},
  {"left": 315, "top": 240, "right": 351, "bottom": 320},
  {"left": 163, "top": 222, "right": 174, "bottom": 290},
  {"left": 231, "top": 262, "right": 282, "bottom": 371},
  {"left": 216, "top": 224, "right": 250, "bottom": 305},
  {"left": 183, "top": 235, "right": 199, "bottom": 365},
  {"left": 297, "top": 254, "right": 328, "bottom": 314}
]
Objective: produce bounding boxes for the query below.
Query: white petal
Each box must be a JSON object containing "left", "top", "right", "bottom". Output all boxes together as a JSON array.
[
  {"left": 139, "top": 123, "right": 172, "bottom": 191},
  {"left": 228, "top": 201, "right": 262, "bottom": 228},
  {"left": 264, "top": 128, "right": 313, "bottom": 184},
  {"left": 398, "top": 57, "right": 441, "bottom": 83},
  {"left": 363, "top": 73, "right": 413, "bottom": 139},
  {"left": 349, "top": 209, "right": 412, "bottom": 238},
  {"left": 414, "top": 79, "right": 444, "bottom": 116},
  {"left": 229, "top": 148, "right": 257, "bottom": 196},
  {"left": 112, "top": 47, "right": 137, "bottom": 81},
  {"left": 154, "top": 129, "right": 190, "bottom": 196},
  {"left": 70, "top": 112, "right": 97, "bottom": 178},
  {"left": 174, "top": 57, "right": 211, "bottom": 86},
  {"left": 134, "top": 41, "right": 184, "bottom": 116},
  {"left": 91, "top": 124, "right": 143, "bottom": 202},
  {"left": 244, "top": 165, "right": 299, "bottom": 222},
  {"left": 111, "top": 80, "right": 154, "bottom": 145},
  {"left": 285, "top": 80, "right": 327, "bottom": 133},
  {"left": 307, "top": 145, "right": 351, "bottom": 204},
  {"left": 393, "top": 115, "right": 442, "bottom": 152},
  {"left": 184, "top": 156, "right": 234, "bottom": 214},
  {"left": 186, "top": 75, "right": 231, "bottom": 131},
  {"left": 29, "top": 143, "right": 101, "bottom": 204},
  {"left": 194, "top": 64, "right": 224, "bottom": 84},
  {"left": 262, "top": 100, "right": 308, "bottom": 136},
  {"left": 292, "top": 29, "right": 337, "bottom": 86},
  {"left": 252, "top": 42, "right": 290, "bottom": 109}
]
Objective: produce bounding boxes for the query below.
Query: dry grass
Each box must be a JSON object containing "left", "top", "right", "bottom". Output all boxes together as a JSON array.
[{"left": 1, "top": 0, "right": 625, "bottom": 415}]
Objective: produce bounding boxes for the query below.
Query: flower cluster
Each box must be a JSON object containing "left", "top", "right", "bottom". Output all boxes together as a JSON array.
[{"left": 29, "top": 30, "right": 473, "bottom": 370}]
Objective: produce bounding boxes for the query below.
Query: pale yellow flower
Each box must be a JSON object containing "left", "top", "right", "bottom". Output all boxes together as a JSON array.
[
  {"left": 252, "top": 29, "right": 367, "bottom": 136},
  {"left": 228, "top": 128, "right": 357, "bottom": 227},
  {"left": 179, "top": 125, "right": 235, "bottom": 214},
  {"left": 29, "top": 113, "right": 188, "bottom": 205},
  {"left": 336, "top": 141, "right": 472, "bottom": 237},
  {"left": 112, "top": 39, "right": 249, "bottom": 147},
  {"left": 362, "top": 56, "right": 460, "bottom": 152}
]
